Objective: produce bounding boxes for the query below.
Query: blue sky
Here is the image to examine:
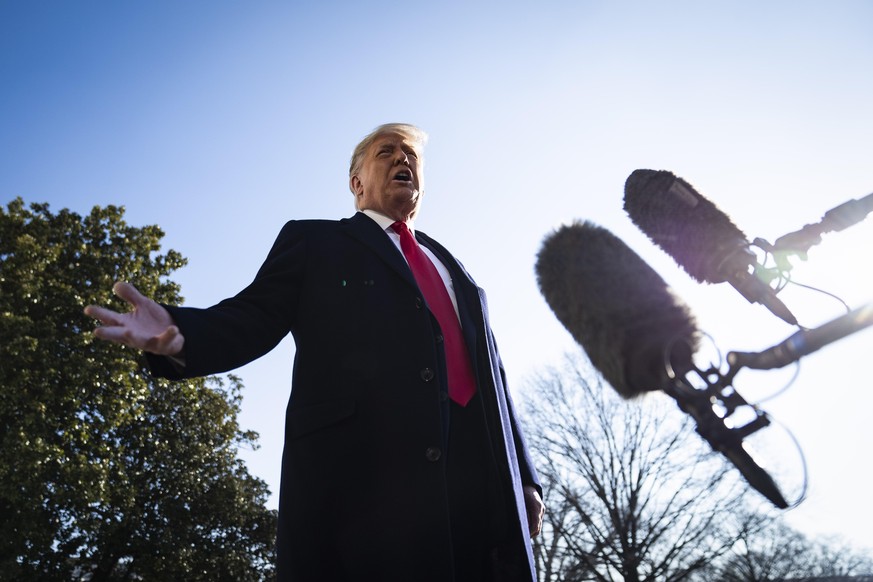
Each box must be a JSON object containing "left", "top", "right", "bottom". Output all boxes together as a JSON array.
[{"left": 3, "top": 0, "right": 872, "bottom": 550}]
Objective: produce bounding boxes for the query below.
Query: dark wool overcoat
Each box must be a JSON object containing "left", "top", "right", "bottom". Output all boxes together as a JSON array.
[{"left": 148, "top": 212, "right": 541, "bottom": 581}]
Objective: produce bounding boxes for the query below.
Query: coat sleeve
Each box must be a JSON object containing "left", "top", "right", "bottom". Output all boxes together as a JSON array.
[{"left": 147, "top": 221, "right": 306, "bottom": 379}]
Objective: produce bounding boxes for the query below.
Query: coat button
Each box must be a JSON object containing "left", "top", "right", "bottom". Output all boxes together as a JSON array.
[
  {"left": 420, "top": 368, "right": 434, "bottom": 382},
  {"left": 415, "top": 297, "right": 424, "bottom": 309},
  {"left": 435, "top": 334, "right": 444, "bottom": 344},
  {"left": 425, "top": 447, "right": 442, "bottom": 462},
  {"left": 439, "top": 391, "right": 449, "bottom": 402}
]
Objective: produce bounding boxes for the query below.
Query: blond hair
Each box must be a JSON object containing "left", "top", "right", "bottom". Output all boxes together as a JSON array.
[{"left": 348, "top": 123, "right": 428, "bottom": 194}]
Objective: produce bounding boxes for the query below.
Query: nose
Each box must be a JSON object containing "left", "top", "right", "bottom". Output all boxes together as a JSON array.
[{"left": 394, "top": 151, "right": 410, "bottom": 165}]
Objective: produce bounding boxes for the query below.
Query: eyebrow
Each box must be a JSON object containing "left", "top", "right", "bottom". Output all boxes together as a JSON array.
[{"left": 374, "top": 141, "right": 419, "bottom": 156}]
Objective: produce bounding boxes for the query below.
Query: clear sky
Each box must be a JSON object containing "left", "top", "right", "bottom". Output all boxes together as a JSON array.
[{"left": 3, "top": 0, "right": 872, "bottom": 551}]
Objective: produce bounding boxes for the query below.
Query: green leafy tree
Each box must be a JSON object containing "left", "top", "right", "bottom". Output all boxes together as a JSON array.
[{"left": 0, "top": 198, "right": 277, "bottom": 581}]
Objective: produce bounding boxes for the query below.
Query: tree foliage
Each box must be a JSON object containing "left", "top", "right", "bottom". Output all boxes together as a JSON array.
[
  {"left": 0, "top": 198, "right": 277, "bottom": 581},
  {"left": 523, "top": 353, "right": 769, "bottom": 582}
]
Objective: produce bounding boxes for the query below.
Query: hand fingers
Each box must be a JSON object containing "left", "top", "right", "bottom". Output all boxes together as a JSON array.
[
  {"left": 529, "top": 510, "right": 543, "bottom": 537},
  {"left": 83, "top": 305, "right": 124, "bottom": 326},
  {"left": 523, "top": 488, "right": 545, "bottom": 537},
  {"left": 92, "top": 324, "right": 131, "bottom": 345},
  {"left": 113, "top": 281, "right": 147, "bottom": 307},
  {"left": 93, "top": 322, "right": 182, "bottom": 355}
]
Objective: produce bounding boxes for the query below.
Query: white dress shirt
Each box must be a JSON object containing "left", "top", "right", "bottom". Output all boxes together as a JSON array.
[{"left": 361, "top": 209, "right": 462, "bottom": 320}]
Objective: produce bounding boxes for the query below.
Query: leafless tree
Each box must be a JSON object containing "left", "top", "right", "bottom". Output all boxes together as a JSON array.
[
  {"left": 522, "top": 352, "right": 772, "bottom": 582},
  {"left": 713, "top": 518, "right": 873, "bottom": 581}
]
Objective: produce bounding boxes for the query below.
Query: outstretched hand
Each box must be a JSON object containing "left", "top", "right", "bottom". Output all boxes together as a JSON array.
[{"left": 84, "top": 282, "right": 185, "bottom": 356}]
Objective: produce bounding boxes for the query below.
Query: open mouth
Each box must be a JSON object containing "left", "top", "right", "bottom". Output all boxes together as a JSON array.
[{"left": 393, "top": 170, "right": 412, "bottom": 183}]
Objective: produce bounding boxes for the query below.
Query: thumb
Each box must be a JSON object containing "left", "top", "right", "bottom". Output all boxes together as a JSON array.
[{"left": 147, "top": 325, "right": 185, "bottom": 356}]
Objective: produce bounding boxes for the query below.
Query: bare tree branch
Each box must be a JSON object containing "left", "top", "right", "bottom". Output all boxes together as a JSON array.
[{"left": 524, "top": 352, "right": 766, "bottom": 581}]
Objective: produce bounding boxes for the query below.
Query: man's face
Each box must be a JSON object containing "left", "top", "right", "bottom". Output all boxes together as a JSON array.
[{"left": 350, "top": 132, "right": 423, "bottom": 222}]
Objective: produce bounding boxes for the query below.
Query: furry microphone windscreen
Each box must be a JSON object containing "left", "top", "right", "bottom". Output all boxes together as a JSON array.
[
  {"left": 623, "top": 169, "right": 749, "bottom": 284},
  {"left": 535, "top": 221, "right": 700, "bottom": 399}
]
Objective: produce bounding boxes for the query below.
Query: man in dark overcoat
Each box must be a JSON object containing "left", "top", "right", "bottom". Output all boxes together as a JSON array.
[{"left": 85, "top": 123, "right": 545, "bottom": 581}]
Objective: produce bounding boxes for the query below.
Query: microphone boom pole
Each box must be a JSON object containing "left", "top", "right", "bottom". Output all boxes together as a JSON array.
[
  {"left": 727, "top": 303, "right": 873, "bottom": 371},
  {"left": 771, "top": 192, "right": 873, "bottom": 265}
]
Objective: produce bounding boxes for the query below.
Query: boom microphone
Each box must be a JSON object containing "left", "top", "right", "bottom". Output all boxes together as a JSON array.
[
  {"left": 535, "top": 221, "right": 789, "bottom": 508},
  {"left": 624, "top": 169, "right": 798, "bottom": 326},
  {"left": 535, "top": 220, "right": 699, "bottom": 397}
]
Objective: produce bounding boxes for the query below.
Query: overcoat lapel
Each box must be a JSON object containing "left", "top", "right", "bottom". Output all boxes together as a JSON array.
[
  {"left": 340, "top": 212, "right": 418, "bottom": 289},
  {"left": 341, "top": 212, "right": 487, "bottom": 388}
]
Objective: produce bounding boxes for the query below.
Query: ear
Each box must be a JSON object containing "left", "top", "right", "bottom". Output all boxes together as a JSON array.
[{"left": 350, "top": 175, "right": 363, "bottom": 196}]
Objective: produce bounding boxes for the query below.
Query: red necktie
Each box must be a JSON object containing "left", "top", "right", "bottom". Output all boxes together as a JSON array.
[{"left": 392, "top": 221, "right": 477, "bottom": 406}]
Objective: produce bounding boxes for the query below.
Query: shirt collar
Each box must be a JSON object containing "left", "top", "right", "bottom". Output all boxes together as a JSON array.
[{"left": 361, "top": 209, "right": 416, "bottom": 235}]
